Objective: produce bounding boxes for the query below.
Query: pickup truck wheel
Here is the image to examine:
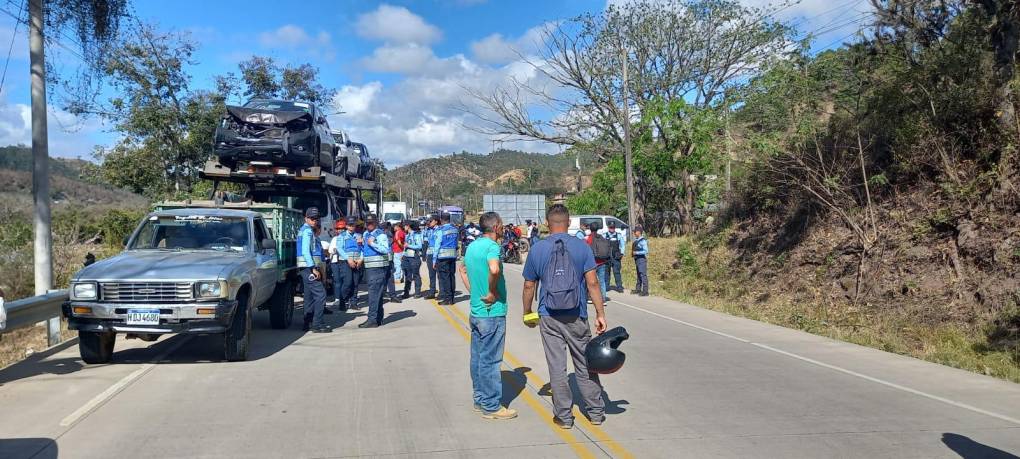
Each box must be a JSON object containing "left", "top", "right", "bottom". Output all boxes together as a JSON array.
[
  {"left": 269, "top": 280, "right": 295, "bottom": 329},
  {"left": 79, "top": 330, "right": 116, "bottom": 364},
  {"left": 224, "top": 293, "right": 252, "bottom": 361}
]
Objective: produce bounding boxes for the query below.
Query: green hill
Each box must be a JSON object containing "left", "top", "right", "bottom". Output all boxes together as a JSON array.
[{"left": 383, "top": 149, "right": 597, "bottom": 211}]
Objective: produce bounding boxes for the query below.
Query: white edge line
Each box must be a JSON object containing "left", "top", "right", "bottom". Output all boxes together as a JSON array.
[
  {"left": 611, "top": 298, "right": 1020, "bottom": 426},
  {"left": 59, "top": 336, "right": 191, "bottom": 427}
]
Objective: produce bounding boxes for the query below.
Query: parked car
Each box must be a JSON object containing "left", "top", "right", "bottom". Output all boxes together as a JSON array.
[
  {"left": 348, "top": 142, "right": 378, "bottom": 181},
  {"left": 330, "top": 130, "right": 362, "bottom": 178},
  {"left": 64, "top": 204, "right": 301, "bottom": 363},
  {"left": 568, "top": 215, "right": 629, "bottom": 240},
  {"left": 214, "top": 99, "right": 335, "bottom": 171}
]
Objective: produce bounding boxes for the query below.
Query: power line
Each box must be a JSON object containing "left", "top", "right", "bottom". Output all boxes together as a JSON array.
[{"left": 0, "top": 0, "right": 24, "bottom": 95}]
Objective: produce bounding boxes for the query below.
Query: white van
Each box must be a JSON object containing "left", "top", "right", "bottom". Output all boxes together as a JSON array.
[{"left": 568, "top": 215, "right": 628, "bottom": 241}]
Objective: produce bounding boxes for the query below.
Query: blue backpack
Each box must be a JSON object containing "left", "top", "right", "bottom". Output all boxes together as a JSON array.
[{"left": 542, "top": 239, "right": 580, "bottom": 311}]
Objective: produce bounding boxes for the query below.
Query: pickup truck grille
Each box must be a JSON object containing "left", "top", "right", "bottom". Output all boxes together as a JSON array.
[{"left": 101, "top": 282, "right": 194, "bottom": 302}]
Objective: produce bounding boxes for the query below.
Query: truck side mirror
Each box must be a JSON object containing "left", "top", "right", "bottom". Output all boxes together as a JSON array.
[{"left": 262, "top": 238, "right": 276, "bottom": 251}]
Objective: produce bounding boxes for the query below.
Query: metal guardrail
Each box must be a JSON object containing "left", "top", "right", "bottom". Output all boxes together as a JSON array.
[{"left": 1, "top": 290, "right": 68, "bottom": 337}]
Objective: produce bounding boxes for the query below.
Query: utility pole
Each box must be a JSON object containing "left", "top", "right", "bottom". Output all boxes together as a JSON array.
[
  {"left": 620, "top": 39, "right": 637, "bottom": 227},
  {"left": 30, "top": 0, "right": 56, "bottom": 345}
]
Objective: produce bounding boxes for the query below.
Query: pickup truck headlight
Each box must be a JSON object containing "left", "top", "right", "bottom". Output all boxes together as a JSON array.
[
  {"left": 71, "top": 282, "right": 98, "bottom": 300},
  {"left": 195, "top": 281, "right": 225, "bottom": 299}
]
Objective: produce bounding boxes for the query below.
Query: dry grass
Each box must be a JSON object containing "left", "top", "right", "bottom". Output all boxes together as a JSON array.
[{"left": 620, "top": 237, "right": 1020, "bottom": 383}]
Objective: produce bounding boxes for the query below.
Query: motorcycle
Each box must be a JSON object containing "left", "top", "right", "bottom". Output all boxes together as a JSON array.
[{"left": 501, "top": 239, "right": 522, "bottom": 264}]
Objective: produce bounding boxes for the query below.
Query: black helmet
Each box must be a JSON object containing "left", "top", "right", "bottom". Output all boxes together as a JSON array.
[{"left": 585, "top": 326, "right": 629, "bottom": 374}]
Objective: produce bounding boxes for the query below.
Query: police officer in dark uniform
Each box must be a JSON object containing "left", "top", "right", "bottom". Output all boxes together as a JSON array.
[
  {"left": 360, "top": 214, "right": 390, "bottom": 328},
  {"left": 298, "top": 207, "right": 331, "bottom": 333}
]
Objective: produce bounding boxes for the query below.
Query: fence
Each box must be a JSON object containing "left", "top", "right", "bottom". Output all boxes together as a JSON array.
[{"left": 483, "top": 194, "right": 546, "bottom": 226}]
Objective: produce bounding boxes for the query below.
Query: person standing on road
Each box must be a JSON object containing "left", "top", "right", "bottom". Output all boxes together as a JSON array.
[
  {"left": 423, "top": 216, "right": 440, "bottom": 299},
  {"left": 348, "top": 220, "right": 366, "bottom": 308},
  {"left": 327, "top": 219, "right": 350, "bottom": 311},
  {"left": 360, "top": 215, "right": 391, "bottom": 328},
  {"left": 402, "top": 221, "right": 424, "bottom": 298},
  {"left": 522, "top": 204, "right": 607, "bottom": 429},
  {"left": 298, "top": 207, "right": 331, "bottom": 333},
  {"left": 586, "top": 225, "right": 610, "bottom": 302},
  {"left": 392, "top": 222, "right": 406, "bottom": 285},
  {"left": 433, "top": 212, "right": 460, "bottom": 305},
  {"left": 458, "top": 211, "right": 517, "bottom": 420},
  {"left": 382, "top": 222, "right": 401, "bottom": 304},
  {"left": 598, "top": 221, "right": 626, "bottom": 293},
  {"left": 631, "top": 225, "right": 649, "bottom": 297}
]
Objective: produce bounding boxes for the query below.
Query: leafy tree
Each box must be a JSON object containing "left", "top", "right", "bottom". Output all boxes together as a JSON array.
[{"left": 227, "top": 56, "right": 333, "bottom": 104}]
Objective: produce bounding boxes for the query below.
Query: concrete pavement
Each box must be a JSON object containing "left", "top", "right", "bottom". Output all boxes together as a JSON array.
[{"left": 0, "top": 261, "right": 1018, "bottom": 458}]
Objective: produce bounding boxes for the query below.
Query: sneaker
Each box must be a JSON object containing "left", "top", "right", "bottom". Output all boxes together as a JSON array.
[
  {"left": 553, "top": 417, "right": 573, "bottom": 429},
  {"left": 326, "top": 299, "right": 339, "bottom": 307},
  {"left": 312, "top": 325, "right": 333, "bottom": 333},
  {"left": 639, "top": 291, "right": 649, "bottom": 297},
  {"left": 589, "top": 416, "right": 605, "bottom": 426},
  {"left": 481, "top": 407, "right": 518, "bottom": 420},
  {"left": 358, "top": 321, "right": 378, "bottom": 329}
]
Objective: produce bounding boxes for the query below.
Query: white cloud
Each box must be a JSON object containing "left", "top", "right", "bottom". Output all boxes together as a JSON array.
[
  {"left": 361, "top": 43, "right": 478, "bottom": 77},
  {"left": 0, "top": 97, "right": 109, "bottom": 158},
  {"left": 470, "top": 23, "right": 551, "bottom": 64},
  {"left": 355, "top": 4, "right": 443, "bottom": 45},
  {"left": 259, "top": 24, "right": 327, "bottom": 48},
  {"left": 334, "top": 82, "right": 382, "bottom": 116}
]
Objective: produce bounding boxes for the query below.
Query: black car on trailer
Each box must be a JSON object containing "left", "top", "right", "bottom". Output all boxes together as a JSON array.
[{"left": 214, "top": 99, "right": 336, "bottom": 171}]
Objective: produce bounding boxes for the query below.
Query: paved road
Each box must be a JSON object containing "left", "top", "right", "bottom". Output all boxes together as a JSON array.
[{"left": 2, "top": 262, "right": 1020, "bottom": 458}]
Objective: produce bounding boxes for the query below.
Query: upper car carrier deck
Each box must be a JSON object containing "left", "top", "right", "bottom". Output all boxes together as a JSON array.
[{"left": 199, "top": 160, "right": 382, "bottom": 193}]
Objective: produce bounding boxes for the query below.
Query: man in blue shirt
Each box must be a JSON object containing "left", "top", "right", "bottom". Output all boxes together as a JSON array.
[
  {"left": 432, "top": 212, "right": 460, "bottom": 305},
  {"left": 631, "top": 225, "right": 649, "bottom": 296},
  {"left": 521, "top": 204, "right": 607, "bottom": 429},
  {"left": 402, "top": 221, "right": 424, "bottom": 298},
  {"left": 423, "top": 216, "right": 440, "bottom": 299},
  {"left": 298, "top": 207, "right": 331, "bottom": 333},
  {"left": 360, "top": 214, "right": 391, "bottom": 328}
]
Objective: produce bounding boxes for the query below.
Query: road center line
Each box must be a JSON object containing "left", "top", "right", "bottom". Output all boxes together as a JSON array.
[
  {"left": 59, "top": 336, "right": 192, "bottom": 427},
  {"left": 610, "top": 298, "right": 1020, "bottom": 426}
]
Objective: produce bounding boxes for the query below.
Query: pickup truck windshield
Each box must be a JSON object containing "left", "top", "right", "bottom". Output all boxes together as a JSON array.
[
  {"left": 383, "top": 213, "right": 404, "bottom": 222},
  {"left": 130, "top": 216, "right": 250, "bottom": 252}
]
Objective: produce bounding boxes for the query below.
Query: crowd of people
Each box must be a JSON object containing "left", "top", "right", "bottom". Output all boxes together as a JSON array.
[{"left": 296, "top": 205, "right": 648, "bottom": 426}]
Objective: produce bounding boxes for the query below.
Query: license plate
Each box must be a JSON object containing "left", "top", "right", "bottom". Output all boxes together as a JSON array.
[{"left": 126, "top": 309, "right": 160, "bottom": 325}]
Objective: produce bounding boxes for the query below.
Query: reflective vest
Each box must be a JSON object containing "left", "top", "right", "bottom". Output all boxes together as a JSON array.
[
  {"left": 434, "top": 223, "right": 459, "bottom": 262},
  {"left": 362, "top": 228, "right": 390, "bottom": 269},
  {"left": 343, "top": 230, "right": 362, "bottom": 261},
  {"left": 423, "top": 227, "right": 435, "bottom": 255},
  {"left": 297, "top": 224, "right": 322, "bottom": 268},
  {"left": 405, "top": 230, "right": 423, "bottom": 257}
]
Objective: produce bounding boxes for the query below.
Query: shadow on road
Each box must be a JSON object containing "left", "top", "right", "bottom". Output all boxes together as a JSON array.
[
  {"left": 0, "top": 340, "right": 81, "bottom": 386},
  {"left": 501, "top": 367, "right": 530, "bottom": 407},
  {"left": 536, "top": 375, "right": 629, "bottom": 418},
  {"left": 382, "top": 309, "right": 418, "bottom": 325},
  {"left": 0, "top": 437, "right": 57, "bottom": 459},
  {"left": 942, "top": 433, "right": 1019, "bottom": 459}
]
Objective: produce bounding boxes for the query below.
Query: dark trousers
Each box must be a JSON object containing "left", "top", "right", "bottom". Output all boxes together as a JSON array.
[
  {"left": 301, "top": 268, "right": 326, "bottom": 327},
  {"left": 402, "top": 255, "right": 422, "bottom": 296},
  {"left": 331, "top": 262, "right": 354, "bottom": 308},
  {"left": 365, "top": 266, "right": 387, "bottom": 325},
  {"left": 634, "top": 256, "right": 648, "bottom": 293},
  {"left": 385, "top": 260, "right": 397, "bottom": 297},
  {"left": 350, "top": 266, "right": 362, "bottom": 307},
  {"left": 437, "top": 258, "right": 456, "bottom": 303},
  {"left": 609, "top": 257, "right": 624, "bottom": 289},
  {"left": 426, "top": 252, "right": 438, "bottom": 295}
]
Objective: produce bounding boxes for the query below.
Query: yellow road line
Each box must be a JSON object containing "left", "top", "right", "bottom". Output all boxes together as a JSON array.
[
  {"left": 445, "top": 304, "right": 635, "bottom": 459},
  {"left": 430, "top": 300, "right": 599, "bottom": 459}
]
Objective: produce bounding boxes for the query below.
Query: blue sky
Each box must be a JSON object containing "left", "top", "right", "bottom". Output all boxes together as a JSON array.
[{"left": 0, "top": 0, "right": 872, "bottom": 165}]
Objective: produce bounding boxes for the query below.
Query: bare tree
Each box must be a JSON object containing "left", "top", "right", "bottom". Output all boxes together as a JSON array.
[{"left": 465, "top": 0, "right": 791, "bottom": 230}]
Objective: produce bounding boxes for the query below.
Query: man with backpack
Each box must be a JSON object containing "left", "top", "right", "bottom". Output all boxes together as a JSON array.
[{"left": 521, "top": 204, "right": 608, "bottom": 429}]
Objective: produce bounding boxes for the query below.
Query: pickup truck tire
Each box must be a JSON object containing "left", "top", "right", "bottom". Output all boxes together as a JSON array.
[
  {"left": 224, "top": 292, "right": 252, "bottom": 361},
  {"left": 79, "top": 330, "right": 116, "bottom": 364},
  {"left": 269, "top": 279, "right": 295, "bottom": 329}
]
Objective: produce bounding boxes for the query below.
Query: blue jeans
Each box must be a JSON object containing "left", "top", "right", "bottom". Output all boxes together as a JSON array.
[
  {"left": 596, "top": 264, "right": 608, "bottom": 300},
  {"left": 470, "top": 315, "right": 506, "bottom": 413},
  {"left": 393, "top": 252, "right": 404, "bottom": 280}
]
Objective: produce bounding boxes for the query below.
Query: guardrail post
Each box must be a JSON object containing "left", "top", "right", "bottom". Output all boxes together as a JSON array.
[{"left": 46, "top": 289, "right": 60, "bottom": 346}]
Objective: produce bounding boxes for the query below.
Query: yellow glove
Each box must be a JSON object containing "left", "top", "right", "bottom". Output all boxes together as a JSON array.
[{"left": 523, "top": 312, "right": 540, "bottom": 328}]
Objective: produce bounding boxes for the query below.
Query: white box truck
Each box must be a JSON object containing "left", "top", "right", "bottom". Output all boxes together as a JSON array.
[{"left": 382, "top": 201, "right": 408, "bottom": 224}]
